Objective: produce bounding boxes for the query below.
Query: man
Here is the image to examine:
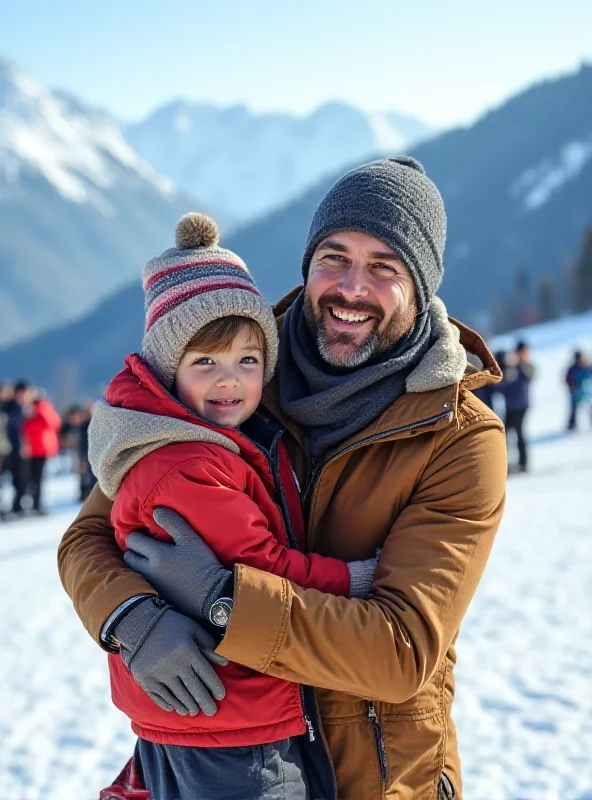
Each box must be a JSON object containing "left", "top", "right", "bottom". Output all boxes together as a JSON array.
[
  {"left": 565, "top": 350, "right": 591, "bottom": 431},
  {"left": 0, "top": 383, "right": 13, "bottom": 475},
  {"left": 3, "top": 380, "right": 33, "bottom": 516},
  {"left": 502, "top": 341, "right": 534, "bottom": 474},
  {"left": 77, "top": 402, "right": 98, "bottom": 501},
  {"left": 21, "top": 389, "right": 61, "bottom": 515},
  {"left": 59, "top": 157, "right": 506, "bottom": 799}
]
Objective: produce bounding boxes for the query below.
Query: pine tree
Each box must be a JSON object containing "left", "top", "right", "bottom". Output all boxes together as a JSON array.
[
  {"left": 571, "top": 226, "right": 592, "bottom": 313},
  {"left": 538, "top": 275, "right": 558, "bottom": 322}
]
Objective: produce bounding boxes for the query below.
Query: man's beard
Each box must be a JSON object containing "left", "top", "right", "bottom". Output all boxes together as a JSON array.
[{"left": 304, "top": 292, "right": 418, "bottom": 368}]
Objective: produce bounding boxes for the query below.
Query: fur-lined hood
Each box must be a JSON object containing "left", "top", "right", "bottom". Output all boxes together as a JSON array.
[{"left": 88, "top": 355, "right": 242, "bottom": 499}]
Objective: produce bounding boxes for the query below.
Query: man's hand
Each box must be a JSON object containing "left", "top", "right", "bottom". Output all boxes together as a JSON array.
[
  {"left": 115, "top": 597, "right": 227, "bottom": 716},
  {"left": 124, "top": 507, "right": 232, "bottom": 623}
]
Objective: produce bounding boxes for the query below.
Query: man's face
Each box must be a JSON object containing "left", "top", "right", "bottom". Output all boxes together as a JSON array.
[{"left": 304, "top": 231, "right": 418, "bottom": 368}]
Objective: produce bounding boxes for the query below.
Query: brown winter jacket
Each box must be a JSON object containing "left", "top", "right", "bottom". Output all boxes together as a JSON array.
[{"left": 58, "top": 288, "right": 507, "bottom": 800}]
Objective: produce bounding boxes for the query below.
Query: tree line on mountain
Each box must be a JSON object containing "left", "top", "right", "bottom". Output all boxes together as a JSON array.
[{"left": 489, "top": 222, "right": 592, "bottom": 334}]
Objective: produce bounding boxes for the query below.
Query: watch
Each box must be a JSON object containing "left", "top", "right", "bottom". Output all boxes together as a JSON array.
[
  {"left": 209, "top": 597, "right": 234, "bottom": 629},
  {"left": 100, "top": 593, "right": 156, "bottom": 651}
]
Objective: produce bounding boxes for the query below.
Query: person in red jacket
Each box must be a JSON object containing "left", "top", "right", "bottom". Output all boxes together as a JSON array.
[
  {"left": 87, "top": 213, "right": 376, "bottom": 800},
  {"left": 21, "top": 391, "right": 61, "bottom": 514}
]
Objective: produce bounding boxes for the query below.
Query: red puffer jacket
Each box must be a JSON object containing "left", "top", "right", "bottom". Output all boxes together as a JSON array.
[
  {"left": 21, "top": 399, "right": 61, "bottom": 458},
  {"left": 94, "top": 354, "right": 350, "bottom": 747}
]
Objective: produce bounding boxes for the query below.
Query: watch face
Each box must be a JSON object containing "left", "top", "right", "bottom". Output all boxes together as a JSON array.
[{"left": 210, "top": 599, "right": 232, "bottom": 628}]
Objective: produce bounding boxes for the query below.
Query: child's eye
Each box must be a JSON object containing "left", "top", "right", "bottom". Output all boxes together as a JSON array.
[
  {"left": 241, "top": 356, "right": 259, "bottom": 364},
  {"left": 193, "top": 357, "right": 214, "bottom": 366}
]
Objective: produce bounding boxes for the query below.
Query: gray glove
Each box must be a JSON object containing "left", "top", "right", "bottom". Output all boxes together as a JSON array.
[
  {"left": 124, "top": 507, "right": 232, "bottom": 623},
  {"left": 347, "top": 550, "right": 380, "bottom": 597},
  {"left": 115, "top": 596, "right": 227, "bottom": 716}
]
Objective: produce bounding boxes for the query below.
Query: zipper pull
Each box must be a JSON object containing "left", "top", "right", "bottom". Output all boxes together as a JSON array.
[
  {"left": 304, "top": 715, "right": 316, "bottom": 742},
  {"left": 367, "top": 702, "right": 388, "bottom": 783}
]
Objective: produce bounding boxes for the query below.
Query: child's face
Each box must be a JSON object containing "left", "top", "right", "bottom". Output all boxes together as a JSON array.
[{"left": 175, "top": 328, "right": 265, "bottom": 428}]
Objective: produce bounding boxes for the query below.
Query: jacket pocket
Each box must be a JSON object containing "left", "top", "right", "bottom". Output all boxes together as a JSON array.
[{"left": 439, "top": 771, "right": 455, "bottom": 800}]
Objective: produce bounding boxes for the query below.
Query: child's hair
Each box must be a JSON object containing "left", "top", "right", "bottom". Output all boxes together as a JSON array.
[{"left": 184, "top": 316, "right": 267, "bottom": 357}]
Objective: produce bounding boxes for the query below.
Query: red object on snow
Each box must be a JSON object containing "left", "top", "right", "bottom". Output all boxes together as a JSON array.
[
  {"left": 99, "top": 757, "right": 151, "bottom": 799},
  {"left": 21, "top": 399, "right": 61, "bottom": 458}
]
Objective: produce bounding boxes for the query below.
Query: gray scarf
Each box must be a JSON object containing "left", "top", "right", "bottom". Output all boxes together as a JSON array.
[{"left": 278, "top": 291, "right": 433, "bottom": 462}]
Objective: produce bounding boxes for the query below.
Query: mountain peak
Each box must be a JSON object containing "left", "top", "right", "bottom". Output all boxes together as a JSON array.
[
  {"left": 125, "top": 100, "right": 432, "bottom": 223},
  {"left": 0, "top": 59, "right": 177, "bottom": 209},
  {"left": 0, "top": 61, "right": 201, "bottom": 349}
]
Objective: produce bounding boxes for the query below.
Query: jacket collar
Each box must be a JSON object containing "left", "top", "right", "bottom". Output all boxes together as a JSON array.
[
  {"left": 91, "top": 354, "right": 275, "bottom": 498},
  {"left": 261, "top": 286, "right": 501, "bottom": 451}
]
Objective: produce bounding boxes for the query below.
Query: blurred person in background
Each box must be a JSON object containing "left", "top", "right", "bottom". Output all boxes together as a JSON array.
[
  {"left": 474, "top": 349, "right": 507, "bottom": 414},
  {"left": 502, "top": 341, "right": 535, "bottom": 474},
  {"left": 21, "top": 389, "right": 61, "bottom": 515},
  {"left": 60, "top": 405, "right": 85, "bottom": 473},
  {"left": 77, "top": 401, "right": 97, "bottom": 501},
  {"left": 3, "top": 380, "right": 33, "bottom": 516},
  {"left": 0, "top": 382, "right": 14, "bottom": 476},
  {"left": 565, "top": 350, "right": 592, "bottom": 431},
  {"left": 0, "top": 384, "right": 14, "bottom": 519}
]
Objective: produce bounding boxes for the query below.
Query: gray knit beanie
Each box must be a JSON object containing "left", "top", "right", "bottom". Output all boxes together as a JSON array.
[
  {"left": 301, "top": 156, "right": 446, "bottom": 312},
  {"left": 142, "top": 213, "right": 278, "bottom": 389}
]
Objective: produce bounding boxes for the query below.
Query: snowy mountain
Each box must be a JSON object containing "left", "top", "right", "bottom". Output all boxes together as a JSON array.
[
  {"left": 2, "top": 313, "right": 592, "bottom": 799},
  {"left": 417, "top": 63, "right": 592, "bottom": 332},
  {"left": 2, "top": 64, "right": 592, "bottom": 395},
  {"left": 127, "top": 64, "right": 592, "bottom": 330},
  {"left": 0, "top": 58, "right": 204, "bottom": 347},
  {"left": 124, "top": 100, "right": 433, "bottom": 223}
]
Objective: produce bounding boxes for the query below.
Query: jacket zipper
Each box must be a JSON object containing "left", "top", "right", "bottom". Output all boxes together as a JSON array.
[
  {"left": 298, "top": 686, "right": 316, "bottom": 741},
  {"left": 236, "top": 422, "right": 297, "bottom": 550},
  {"left": 269, "top": 429, "right": 301, "bottom": 550},
  {"left": 241, "top": 424, "right": 336, "bottom": 795},
  {"left": 367, "top": 701, "right": 388, "bottom": 783},
  {"left": 439, "top": 771, "right": 456, "bottom": 799},
  {"left": 303, "top": 409, "right": 453, "bottom": 516},
  {"left": 300, "top": 685, "right": 338, "bottom": 799},
  {"left": 304, "top": 715, "right": 315, "bottom": 742}
]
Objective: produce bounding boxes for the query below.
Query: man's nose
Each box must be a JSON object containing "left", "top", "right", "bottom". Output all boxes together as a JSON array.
[{"left": 337, "top": 262, "right": 368, "bottom": 299}]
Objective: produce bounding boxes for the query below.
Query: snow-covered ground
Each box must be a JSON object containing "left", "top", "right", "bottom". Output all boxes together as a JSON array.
[{"left": 1, "top": 314, "right": 592, "bottom": 799}]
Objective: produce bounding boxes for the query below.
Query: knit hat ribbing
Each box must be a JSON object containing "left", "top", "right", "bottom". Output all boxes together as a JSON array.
[
  {"left": 301, "top": 156, "right": 447, "bottom": 312},
  {"left": 142, "top": 213, "right": 278, "bottom": 389}
]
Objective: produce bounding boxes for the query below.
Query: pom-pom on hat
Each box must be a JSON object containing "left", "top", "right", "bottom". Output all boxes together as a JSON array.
[
  {"left": 142, "top": 213, "right": 278, "bottom": 389},
  {"left": 175, "top": 213, "right": 220, "bottom": 249}
]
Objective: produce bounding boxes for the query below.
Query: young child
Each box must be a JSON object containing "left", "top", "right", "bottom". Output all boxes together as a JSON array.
[{"left": 89, "top": 213, "right": 377, "bottom": 800}]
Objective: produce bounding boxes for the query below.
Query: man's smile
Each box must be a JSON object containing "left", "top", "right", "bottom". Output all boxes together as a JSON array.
[
  {"left": 324, "top": 304, "right": 378, "bottom": 336},
  {"left": 328, "top": 307, "right": 373, "bottom": 324}
]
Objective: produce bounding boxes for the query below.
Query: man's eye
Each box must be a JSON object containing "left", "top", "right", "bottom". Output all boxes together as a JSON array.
[
  {"left": 325, "top": 254, "right": 347, "bottom": 263},
  {"left": 241, "top": 356, "right": 259, "bottom": 364},
  {"left": 373, "top": 262, "right": 397, "bottom": 274}
]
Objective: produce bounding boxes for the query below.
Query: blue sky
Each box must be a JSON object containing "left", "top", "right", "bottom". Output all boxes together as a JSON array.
[{"left": 2, "top": 0, "right": 591, "bottom": 127}]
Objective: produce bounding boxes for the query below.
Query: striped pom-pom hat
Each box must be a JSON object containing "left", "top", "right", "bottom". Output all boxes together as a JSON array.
[{"left": 142, "top": 213, "right": 278, "bottom": 389}]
